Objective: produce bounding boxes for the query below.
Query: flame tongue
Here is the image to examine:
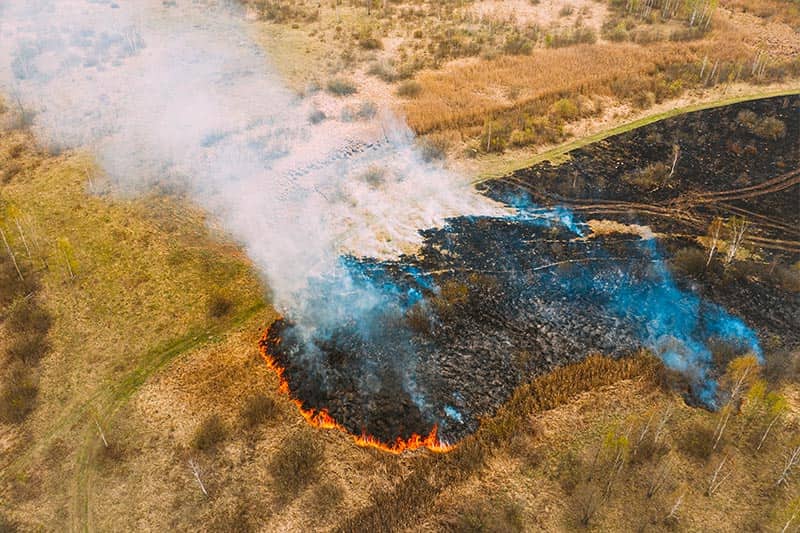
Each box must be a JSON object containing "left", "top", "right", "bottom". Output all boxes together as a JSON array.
[{"left": 258, "top": 326, "right": 454, "bottom": 454}]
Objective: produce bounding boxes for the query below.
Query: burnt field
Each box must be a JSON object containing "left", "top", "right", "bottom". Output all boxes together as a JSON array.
[{"left": 263, "top": 95, "right": 800, "bottom": 447}]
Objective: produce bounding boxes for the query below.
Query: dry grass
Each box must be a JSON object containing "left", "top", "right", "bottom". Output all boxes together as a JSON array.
[
  {"left": 0, "top": 125, "right": 267, "bottom": 529},
  {"left": 403, "top": 33, "right": 790, "bottom": 138},
  {"left": 722, "top": 0, "right": 800, "bottom": 28}
]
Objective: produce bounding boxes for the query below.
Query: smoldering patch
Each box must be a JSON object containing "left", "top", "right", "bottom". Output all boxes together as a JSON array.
[{"left": 262, "top": 206, "right": 761, "bottom": 448}]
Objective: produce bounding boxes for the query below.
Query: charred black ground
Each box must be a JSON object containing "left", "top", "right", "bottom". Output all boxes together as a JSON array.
[{"left": 262, "top": 95, "right": 800, "bottom": 445}]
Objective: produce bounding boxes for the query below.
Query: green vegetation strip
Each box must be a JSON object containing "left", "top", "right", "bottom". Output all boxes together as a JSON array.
[
  {"left": 1, "top": 301, "right": 267, "bottom": 478},
  {"left": 475, "top": 89, "right": 800, "bottom": 182}
]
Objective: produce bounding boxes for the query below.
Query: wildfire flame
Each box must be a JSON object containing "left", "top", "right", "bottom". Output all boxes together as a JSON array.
[{"left": 258, "top": 328, "right": 455, "bottom": 454}]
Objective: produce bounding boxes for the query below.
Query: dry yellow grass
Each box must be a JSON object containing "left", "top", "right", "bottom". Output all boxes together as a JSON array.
[
  {"left": 404, "top": 43, "right": 702, "bottom": 135},
  {"left": 722, "top": 0, "right": 800, "bottom": 28},
  {"left": 0, "top": 125, "right": 269, "bottom": 529}
]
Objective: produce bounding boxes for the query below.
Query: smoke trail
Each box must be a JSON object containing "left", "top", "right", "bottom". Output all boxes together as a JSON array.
[{"left": 0, "top": 0, "right": 506, "bottom": 335}]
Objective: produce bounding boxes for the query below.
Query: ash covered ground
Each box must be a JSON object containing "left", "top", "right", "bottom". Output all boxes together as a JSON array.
[{"left": 264, "top": 95, "right": 799, "bottom": 444}]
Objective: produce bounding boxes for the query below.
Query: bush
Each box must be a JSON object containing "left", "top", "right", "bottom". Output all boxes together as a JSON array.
[
  {"left": 207, "top": 294, "right": 233, "bottom": 319},
  {"left": 396, "top": 80, "right": 422, "bottom": 98},
  {"left": 445, "top": 498, "right": 525, "bottom": 532},
  {"left": 192, "top": 414, "right": 227, "bottom": 451},
  {"left": 308, "top": 110, "right": 326, "bottom": 124},
  {"left": 676, "top": 420, "right": 715, "bottom": 460},
  {"left": 311, "top": 482, "right": 344, "bottom": 513},
  {"left": 2, "top": 162, "right": 22, "bottom": 183},
  {"left": 6, "top": 337, "right": 50, "bottom": 366},
  {"left": 241, "top": 393, "right": 279, "bottom": 427},
  {"left": 418, "top": 134, "right": 449, "bottom": 162},
  {"left": 503, "top": 32, "right": 533, "bottom": 55},
  {"left": 270, "top": 432, "right": 323, "bottom": 498},
  {"left": 326, "top": 78, "right": 357, "bottom": 96},
  {"left": 671, "top": 247, "right": 708, "bottom": 278},
  {"left": 0, "top": 514, "right": 18, "bottom": 533},
  {"left": 6, "top": 299, "right": 51, "bottom": 335},
  {"left": 358, "top": 36, "right": 383, "bottom": 50},
  {"left": 0, "top": 363, "right": 38, "bottom": 424},
  {"left": 752, "top": 116, "right": 786, "bottom": 140},
  {"left": 551, "top": 98, "right": 580, "bottom": 121}
]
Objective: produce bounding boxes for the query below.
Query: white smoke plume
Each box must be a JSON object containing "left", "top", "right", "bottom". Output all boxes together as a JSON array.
[{"left": 0, "top": 0, "right": 505, "bottom": 330}]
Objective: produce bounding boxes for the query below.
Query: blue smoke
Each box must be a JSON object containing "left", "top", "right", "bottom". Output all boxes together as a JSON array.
[{"left": 507, "top": 196, "right": 762, "bottom": 405}]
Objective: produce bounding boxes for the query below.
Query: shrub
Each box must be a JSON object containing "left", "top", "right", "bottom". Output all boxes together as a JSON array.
[
  {"left": 752, "top": 116, "right": 786, "bottom": 140},
  {"left": 270, "top": 432, "right": 323, "bottom": 498},
  {"left": 241, "top": 393, "right": 279, "bottom": 427},
  {"left": 6, "top": 299, "right": 51, "bottom": 336},
  {"left": 623, "top": 162, "right": 669, "bottom": 189},
  {"left": 311, "top": 482, "right": 344, "bottom": 513},
  {"left": 2, "top": 162, "right": 22, "bottom": 183},
  {"left": 676, "top": 420, "right": 715, "bottom": 460},
  {"left": 6, "top": 337, "right": 50, "bottom": 366},
  {"left": 0, "top": 363, "right": 38, "bottom": 424},
  {"left": 207, "top": 293, "right": 233, "bottom": 319},
  {"left": 396, "top": 80, "right": 422, "bottom": 98},
  {"left": 551, "top": 98, "right": 580, "bottom": 121},
  {"left": 0, "top": 514, "right": 18, "bottom": 533},
  {"left": 358, "top": 36, "right": 383, "bottom": 50},
  {"left": 445, "top": 498, "right": 525, "bottom": 532},
  {"left": 326, "top": 78, "right": 357, "bottom": 96},
  {"left": 308, "top": 110, "right": 326, "bottom": 124},
  {"left": 192, "top": 414, "right": 227, "bottom": 451},
  {"left": 671, "top": 247, "right": 708, "bottom": 278},
  {"left": 418, "top": 134, "right": 449, "bottom": 161},
  {"left": 503, "top": 32, "right": 533, "bottom": 55},
  {"left": 405, "top": 303, "right": 432, "bottom": 334}
]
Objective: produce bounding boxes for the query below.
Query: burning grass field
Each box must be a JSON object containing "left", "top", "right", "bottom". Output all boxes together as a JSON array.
[
  {"left": 0, "top": 93, "right": 799, "bottom": 531},
  {"left": 260, "top": 94, "right": 798, "bottom": 454},
  {"left": 1, "top": 0, "right": 800, "bottom": 529}
]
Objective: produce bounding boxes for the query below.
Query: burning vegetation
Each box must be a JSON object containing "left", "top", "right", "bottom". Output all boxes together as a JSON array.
[{"left": 259, "top": 96, "right": 797, "bottom": 453}]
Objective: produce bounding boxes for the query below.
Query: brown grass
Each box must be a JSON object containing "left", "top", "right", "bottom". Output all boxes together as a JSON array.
[
  {"left": 722, "top": 0, "right": 800, "bottom": 27},
  {"left": 404, "top": 41, "right": 749, "bottom": 136}
]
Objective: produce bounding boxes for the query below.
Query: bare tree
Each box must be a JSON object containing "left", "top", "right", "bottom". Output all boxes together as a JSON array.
[
  {"left": 724, "top": 216, "right": 749, "bottom": 267},
  {"left": 707, "top": 456, "right": 732, "bottom": 496},
  {"left": 706, "top": 217, "right": 724, "bottom": 267},
  {"left": 782, "top": 497, "right": 800, "bottom": 533},
  {"left": 714, "top": 355, "right": 759, "bottom": 450},
  {"left": 665, "top": 491, "right": 684, "bottom": 523},
  {"left": 654, "top": 405, "right": 674, "bottom": 444},
  {"left": 94, "top": 418, "right": 109, "bottom": 448},
  {"left": 776, "top": 445, "right": 800, "bottom": 487},
  {"left": 0, "top": 226, "right": 24, "bottom": 281},
  {"left": 189, "top": 458, "right": 208, "bottom": 497},
  {"left": 647, "top": 458, "right": 672, "bottom": 498},
  {"left": 668, "top": 144, "right": 680, "bottom": 181}
]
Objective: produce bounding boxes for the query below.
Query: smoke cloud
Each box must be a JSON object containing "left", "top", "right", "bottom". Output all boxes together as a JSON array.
[{"left": 0, "top": 0, "right": 505, "bottom": 332}]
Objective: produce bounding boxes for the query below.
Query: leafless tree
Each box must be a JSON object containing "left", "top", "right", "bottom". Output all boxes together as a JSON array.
[
  {"left": 724, "top": 216, "right": 749, "bottom": 267},
  {"left": 654, "top": 405, "right": 673, "bottom": 444},
  {"left": 776, "top": 445, "right": 800, "bottom": 488},
  {"left": 94, "top": 418, "right": 109, "bottom": 448},
  {"left": 189, "top": 458, "right": 208, "bottom": 497},
  {"left": 665, "top": 491, "right": 684, "bottom": 522},
  {"left": 706, "top": 217, "right": 724, "bottom": 267},
  {"left": 0, "top": 227, "right": 24, "bottom": 281},
  {"left": 782, "top": 497, "right": 800, "bottom": 533},
  {"left": 668, "top": 144, "right": 680, "bottom": 181},
  {"left": 707, "top": 456, "right": 732, "bottom": 496},
  {"left": 647, "top": 458, "right": 672, "bottom": 498}
]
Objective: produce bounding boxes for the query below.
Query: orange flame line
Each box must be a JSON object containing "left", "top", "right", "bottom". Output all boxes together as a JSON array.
[{"left": 258, "top": 329, "right": 455, "bottom": 454}]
